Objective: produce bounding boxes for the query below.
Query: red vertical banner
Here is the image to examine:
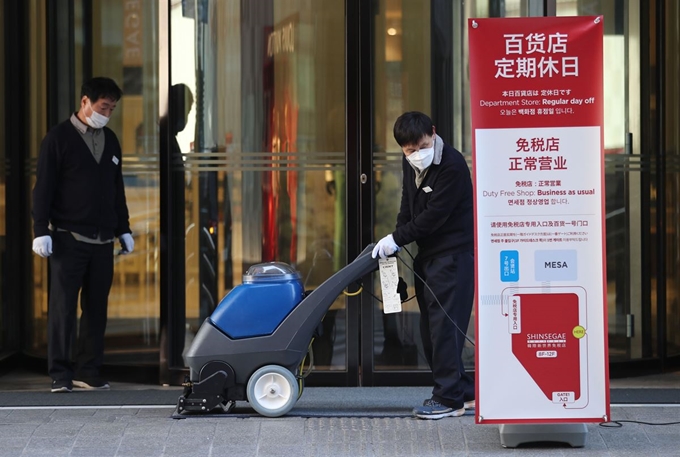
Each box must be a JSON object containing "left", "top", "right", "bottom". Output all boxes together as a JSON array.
[{"left": 469, "top": 16, "right": 610, "bottom": 424}]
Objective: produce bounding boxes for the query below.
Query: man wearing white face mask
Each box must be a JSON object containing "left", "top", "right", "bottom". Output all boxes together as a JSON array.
[
  {"left": 373, "top": 111, "right": 474, "bottom": 419},
  {"left": 32, "top": 77, "right": 133, "bottom": 393}
]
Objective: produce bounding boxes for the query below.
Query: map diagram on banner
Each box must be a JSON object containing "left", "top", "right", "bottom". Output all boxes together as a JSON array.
[{"left": 503, "top": 288, "right": 588, "bottom": 407}]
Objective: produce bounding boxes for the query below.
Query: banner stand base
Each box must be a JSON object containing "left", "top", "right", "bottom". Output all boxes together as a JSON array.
[{"left": 498, "top": 423, "right": 588, "bottom": 448}]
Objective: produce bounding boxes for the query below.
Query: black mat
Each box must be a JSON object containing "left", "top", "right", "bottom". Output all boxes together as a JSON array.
[
  {"left": 0, "top": 387, "right": 678, "bottom": 410},
  {"left": 0, "top": 389, "right": 183, "bottom": 407},
  {"left": 610, "top": 388, "right": 680, "bottom": 404},
  {"left": 172, "top": 387, "right": 433, "bottom": 418},
  {"left": 171, "top": 405, "right": 419, "bottom": 419}
]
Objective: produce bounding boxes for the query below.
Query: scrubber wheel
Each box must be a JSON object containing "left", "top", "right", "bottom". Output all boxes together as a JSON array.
[{"left": 246, "top": 365, "right": 299, "bottom": 417}]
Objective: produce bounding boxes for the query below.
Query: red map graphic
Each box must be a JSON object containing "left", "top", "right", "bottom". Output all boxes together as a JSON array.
[{"left": 511, "top": 293, "right": 581, "bottom": 401}]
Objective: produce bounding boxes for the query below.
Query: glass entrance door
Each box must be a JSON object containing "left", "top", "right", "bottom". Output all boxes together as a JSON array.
[
  {"left": 368, "top": 0, "right": 434, "bottom": 385},
  {"left": 367, "top": 0, "right": 526, "bottom": 385},
  {"left": 167, "top": 0, "right": 354, "bottom": 384},
  {"left": 25, "top": 0, "right": 162, "bottom": 372},
  {"left": 555, "top": 0, "right": 645, "bottom": 365},
  {"left": 0, "top": 0, "right": 6, "bottom": 357}
]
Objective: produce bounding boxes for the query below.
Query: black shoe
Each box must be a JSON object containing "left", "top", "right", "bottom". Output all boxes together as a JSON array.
[
  {"left": 420, "top": 396, "right": 475, "bottom": 410},
  {"left": 73, "top": 378, "right": 110, "bottom": 390},
  {"left": 51, "top": 379, "right": 73, "bottom": 393},
  {"left": 413, "top": 398, "right": 464, "bottom": 420}
]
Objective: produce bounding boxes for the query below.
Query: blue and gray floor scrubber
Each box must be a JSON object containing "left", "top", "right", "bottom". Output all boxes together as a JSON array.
[{"left": 177, "top": 243, "right": 378, "bottom": 417}]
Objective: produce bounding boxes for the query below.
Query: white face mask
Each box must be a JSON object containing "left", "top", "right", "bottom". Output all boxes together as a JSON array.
[
  {"left": 85, "top": 103, "right": 110, "bottom": 129},
  {"left": 406, "top": 146, "right": 434, "bottom": 170}
]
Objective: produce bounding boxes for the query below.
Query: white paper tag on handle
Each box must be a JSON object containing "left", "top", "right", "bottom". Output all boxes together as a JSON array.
[{"left": 378, "top": 257, "right": 402, "bottom": 314}]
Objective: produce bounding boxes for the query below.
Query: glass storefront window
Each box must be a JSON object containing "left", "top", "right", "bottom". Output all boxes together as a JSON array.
[
  {"left": 372, "top": 0, "right": 530, "bottom": 372},
  {"left": 0, "top": 0, "right": 5, "bottom": 353},
  {"left": 557, "top": 0, "right": 643, "bottom": 362},
  {"left": 664, "top": 0, "right": 680, "bottom": 357},
  {"left": 27, "top": 0, "right": 161, "bottom": 365},
  {"left": 28, "top": 0, "right": 49, "bottom": 355},
  {"left": 372, "top": 0, "right": 432, "bottom": 371},
  {"left": 90, "top": 0, "right": 161, "bottom": 363},
  {"left": 171, "top": 0, "right": 347, "bottom": 370}
]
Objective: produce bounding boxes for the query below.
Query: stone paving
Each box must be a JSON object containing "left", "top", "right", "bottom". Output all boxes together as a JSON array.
[
  {"left": 0, "top": 371, "right": 678, "bottom": 456},
  {"left": 0, "top": 404, "right": 678, "bottom": 456}
]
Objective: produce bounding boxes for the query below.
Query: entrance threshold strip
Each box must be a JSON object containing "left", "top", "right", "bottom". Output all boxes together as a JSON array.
[
  {"left": 1, "top": 404, "right": 679, "bottom": 411},
  {"left": 0, "top": 405, "right": 176, "bottom": 410}
]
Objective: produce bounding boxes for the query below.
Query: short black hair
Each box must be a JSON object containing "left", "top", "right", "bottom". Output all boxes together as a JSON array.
[
  {"left": 81, "top": 77, "right": 123, "bottom": 103},
  {"left": 393, "top": 111, "right": 434, "bottom": 147}
]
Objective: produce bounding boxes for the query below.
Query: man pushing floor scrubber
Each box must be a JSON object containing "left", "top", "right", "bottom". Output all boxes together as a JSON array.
[{"left": 178, "top": 111, "right": 475, "bottom": 419}]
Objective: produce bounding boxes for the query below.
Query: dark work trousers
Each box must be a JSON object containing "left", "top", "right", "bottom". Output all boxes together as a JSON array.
[
  {"left": 48, "top": 231, "right": 114, "bottom": 381},
  {"left": 414, "top": 250, "right": 475, "bottom": 408}
]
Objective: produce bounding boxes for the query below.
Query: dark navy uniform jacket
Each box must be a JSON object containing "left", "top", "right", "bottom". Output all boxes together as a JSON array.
[{"left": 392, "top": 140, "right": 473, "bottom": 261}]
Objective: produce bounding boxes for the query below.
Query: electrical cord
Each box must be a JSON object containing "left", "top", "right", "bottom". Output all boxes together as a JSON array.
[
  {"left": 304, "top": 246, "right": 475, "bottom": 369},
  {"left": 363, "top": 285, "right": 431, "bottom": 364},
  {"left": 298, "top": 337, "right": 315, "bottom": 380},
  {"left": 599, "top": 419, "right": 680, "bottom": 427},
  {"left": 363, "top": 246, "right": 475, "bottom": 368},
  {"left": 368, "top": 287, "right": 417, "bottom": 304},
  {"left": 343, "top": 286, "right": 363, "bottom": 296},
  {"left": 396, "top": 246, "right": 476, "bottom": 347}
]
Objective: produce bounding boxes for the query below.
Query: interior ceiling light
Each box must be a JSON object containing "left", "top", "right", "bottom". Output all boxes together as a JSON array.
[{"left": 387, "top": 27, "right": 397, "bottom": 36}]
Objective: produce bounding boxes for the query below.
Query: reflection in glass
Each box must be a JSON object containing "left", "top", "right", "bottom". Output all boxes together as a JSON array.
[
  {"left": 663, "top": 0, "right": 680, "bottom": 357},
  {"left": 171, "top": 1, "right": 347, "bottom": 370},
  {"left": 373, "top": 0, "right": 432, "bottom": 371},
  {"left": 0, "top": 0, "right": 5, "bottom": 352},
  {"left": 90, "top": 0, "right": 161, "bottom": 365},
  {"left": 28, "top": 0, "right": 161, "bottom": 365},
  {"left": 558, "top": 0, "right": 640, "bottom": 362},
  {"left": 28, "top": 0, "right": 49, "bottom": 357}
]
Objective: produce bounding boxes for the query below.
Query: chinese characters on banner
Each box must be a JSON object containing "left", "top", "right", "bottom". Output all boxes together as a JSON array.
[{"left": 469, "top": 16, "right": 610, "bottom": 424}]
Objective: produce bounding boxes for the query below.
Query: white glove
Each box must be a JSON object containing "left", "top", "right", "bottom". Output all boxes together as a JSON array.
[
  {"left": 33, "top": 235, "right": 53, "bottom": 257},
  {"left": 372, "top": 234, "right": 399, "bottom": 259},
  {"left": 119, "top": 233, "right": 134, "bottom": 254}
]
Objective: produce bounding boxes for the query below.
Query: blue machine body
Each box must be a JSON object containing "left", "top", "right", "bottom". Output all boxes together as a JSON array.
[{"left": 209, "top": 262, "right": 304, "bottom": 339}]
